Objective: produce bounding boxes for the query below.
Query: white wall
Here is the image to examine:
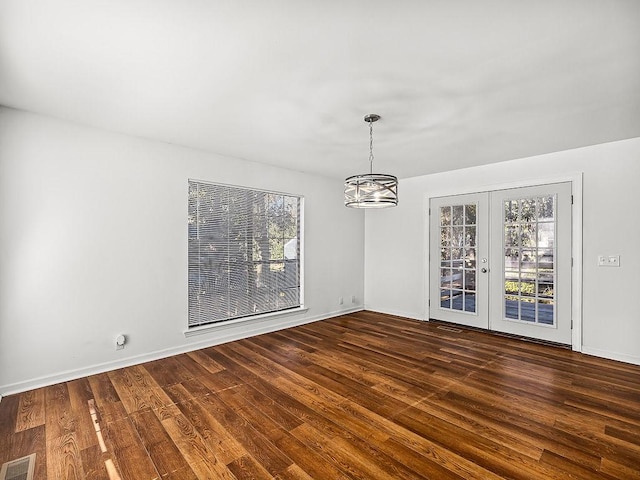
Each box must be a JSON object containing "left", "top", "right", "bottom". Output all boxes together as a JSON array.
[
  {"left": 0, "top": 107, "right": 365, "bottom": 394},
  {"left": 365, "top": 138, "right": 640, "bottom": 365}
]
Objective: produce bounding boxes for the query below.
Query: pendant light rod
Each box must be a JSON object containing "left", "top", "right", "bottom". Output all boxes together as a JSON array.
[{"left": 364, "top": 114, "right": 380, "bottom": 175}]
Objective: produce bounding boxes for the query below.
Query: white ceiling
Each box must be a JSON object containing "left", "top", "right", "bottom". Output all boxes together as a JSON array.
[{"left": 1, "top": 0, "right": 639, "bottom": 180}]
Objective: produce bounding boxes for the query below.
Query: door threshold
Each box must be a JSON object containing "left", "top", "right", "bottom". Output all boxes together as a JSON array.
[{"left": 429, "top": 319, "right": 571, "bottom": 350}]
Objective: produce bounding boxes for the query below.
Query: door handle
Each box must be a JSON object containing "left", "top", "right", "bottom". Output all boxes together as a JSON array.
[{"left": 481, "top": 267, "right": 488, "bottom": 273}]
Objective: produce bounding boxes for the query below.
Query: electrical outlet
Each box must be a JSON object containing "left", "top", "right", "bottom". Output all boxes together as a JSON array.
[
  {"left": 598, "top": 255, "right": 620, "bottom": 267},
  {"left": 116, "top": 334, "right": 126, "bottom": 350},
  {"left": 338, "top": 297, "right": 343, "bottom": 305},
  {"left": 351, "top": 295, "right": 356, "bottom": 304}
]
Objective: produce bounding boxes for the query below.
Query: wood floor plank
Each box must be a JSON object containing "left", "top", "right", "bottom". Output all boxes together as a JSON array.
[
  {"left": 108, "top": 365, "right": 177, "bottom": 419},
  {"left": 46, "top": 432, "right": 86, "bottom": 480},
  {"left": 600, "top": 457, "right": 640, "bottom": 480},
  {"left": 539, "top": 449, "right": 617, "bottom": 479},
  {"left": 216, "top": 382, "right": 303, "bottom": 435},
  {"left": 553, "top": 417, "right": 640, "bottom": 472},
  {"left": 380, "top": 437, "right": 466, "bottom": 480},
  {"left": 130, "top": 408, "right": 195, "bottom": 478},
  {"left": 409, "top": 393, "right": 545, "bottom": 461},
  {"left": 605, "top": 423, "right": 640, "bottom": 446},
  {"left": 67, "top": 378, "right": 100, "bottom": 452},
  {"left": 275, "top": 464, "right": 315, "bottom": 480},
  {"left": 213, "top": 344, "right": 354, "bottom": 441},
  {"left": 273, "top": 429, "right": 354, "bottom": 480},
  {"left": 79, "top": 444, "right": 110, "bottom": 480},
  {"left": 174, "top": 398, "right": 246, "bottom": 465},
  {"left": 173, "top": 352, "right": 217, "bottom": 380},
  {"left": 101, "top": 416, "right": 160, "bottom": 480},
  {"left": 226, "top": 454, "right": 273, "bottom": 480},
  {"left": 196, "top": 393, "right": 294, "bottom": 477},
  {"left": 185, "top": 349, "right": 226, "bottom": 375},
  {"left": 161, "top": 412, "right": 238, "bottom": 480},
  {"left": 14, "top": 387, "right": 46, "bottom": 432},
  {"left": 393, "top": 404, "right": 567, "bottom": 480},
  {"left": 87, "top": 372, "right": 127, "bottom": 425},
  {"left": 2, "top": 311, "right": 640, "bottom": 479},
  {"left": 0, "top": 393, "right": 19, "bottom": 465},
  {"left": 163, "top": 377, "right": 212, "bottom": 405},
  {"left": 11, "top": 425, "right": 47, "bottom": 479},
  {"left": 162, "top": 464, "right": 199, "bottom": 480},
  {"left": 197, "top": 369, "right": 244, "bottom": 394},
  {"left": 424, "top": 388, "right": 602, "bottom": 470},
  {"left": 44, "top": 383, "right": 76, "bottom": 442},
  {"left": 144, "top": 355, "right": 196, "bottom": 388},
  {"left": 288, "top": 423, "right": 361, "bottom": 479}
]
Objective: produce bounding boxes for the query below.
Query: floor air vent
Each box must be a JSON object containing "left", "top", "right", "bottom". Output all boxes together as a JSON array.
[
  {"left": 437, "top": 325, "right": 462, "bottom": 333},
  {"left": 0, "top": 454, "right": 35, "bottom": 480}
]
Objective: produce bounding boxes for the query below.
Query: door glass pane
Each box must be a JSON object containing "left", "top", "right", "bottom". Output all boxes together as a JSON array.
[
  {"left": 441, "top": 268, "right": 452, "bottom": 288},
  {"left": 453, "top": 205, "right": 464, "bottom": 225},
  {"left": 452, "top": 268, "right": 463, "bottom": 289},
  {"left": 465, "top": 248, "right": 476, "bottom": 269},
  {"left": 502, "top": 195, "right": 557, "bottom": 325},
  {"left": 441, "top": 206, "right": 452, "bottom": 226},
  {"left": 451, "top": 290, "right": 463, "bottom": 310},
  {"left": 441, "top": 248, "right": 451, "bottom": 267},
  {"left": 538, "top": 299, "right": 554, "bottom": 325},
  {"left": 452, "top": 226, "right": 464, "bottom": 247},
  {"left": 521, "top": 198, "right": 535, "bottom": 221},
  {"left": 520, "top": 301, "right": 536, "bottom": 322},
  {"left": 505, "top": 225, "right": 519, "bottom": 246},
  {"left": 441, "top": 227, "right": 451, "bottom": 245},
  {"left": 464, "top": 270, "right": 476, "bottom": 291},
  {"left": 505, "top": 295, "right": 519, "bottom": 319},
  {"left": 464, "top": 293, "right": 476, "bottom": 313},
  {"left": 504, "top": 249, "right": 518, "bottom": 269},
  {"left": 465, "top": 204, "right": 477, "bottom": 225},
  {"left": 465, "top": 226, "right": 476, "bottom": 247},
  {"left": 538, "top": 223, "right": 554, "bottom": 247},
  {"left": 505, "top": 200, "right": 518, "bottom": 223},
  {"left": 520, "top": 224, "right": 537, "bottom": 248},
  {"left": 537, "top": 196, "right": 555, "bottom": 221},
  {"left": 441, "top": 289, "right": 452, "bottom": 308},
  {"left": 439, "top": 203, "right": 478, "bottom": 314}
]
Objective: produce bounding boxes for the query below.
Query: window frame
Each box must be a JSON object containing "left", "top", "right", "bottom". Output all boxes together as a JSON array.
[{"left": 187, "top": 179, "right": 305, "bottom": 333}]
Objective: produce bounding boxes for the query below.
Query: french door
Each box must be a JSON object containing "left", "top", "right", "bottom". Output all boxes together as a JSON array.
[
  {"left": 429, "top": 183, "right": 572, "bottom": 345},
  {"left": 429, "top": 193, "right": 489, "bottom": 329}
]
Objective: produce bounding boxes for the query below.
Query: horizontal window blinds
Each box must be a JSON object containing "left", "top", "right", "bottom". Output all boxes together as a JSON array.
[{"left": 188, "top": 181, "right": 301, "bottom": 327}]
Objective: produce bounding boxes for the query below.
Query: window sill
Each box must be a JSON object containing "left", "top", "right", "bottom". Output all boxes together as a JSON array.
[{"left": 183, "top": 306, "right": 308, "bottom": 338}]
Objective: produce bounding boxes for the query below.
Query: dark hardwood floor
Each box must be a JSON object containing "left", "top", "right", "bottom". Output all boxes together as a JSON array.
[{"left": 1, "top": 311, "right": 640, "bottom": 479}]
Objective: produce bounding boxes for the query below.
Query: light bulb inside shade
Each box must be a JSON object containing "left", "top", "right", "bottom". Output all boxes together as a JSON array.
[{"left": 344, "top": 173, "right": 398, "bottom": 208}]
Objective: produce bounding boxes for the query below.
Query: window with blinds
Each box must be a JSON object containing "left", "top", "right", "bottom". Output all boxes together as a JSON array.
[{"left": 188, "top": 180, "right": 302, "bottom": 328}]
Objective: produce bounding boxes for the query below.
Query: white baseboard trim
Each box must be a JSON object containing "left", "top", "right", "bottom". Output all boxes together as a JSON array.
[
  {"left": 581, "top": 347, "right": 640, "bottom": 366},
  {"left": 0, "top": 307, "right": 363, "bottom": 396},
  {"left": 364, "top": 306, "right": 424, "bottom": 321}
]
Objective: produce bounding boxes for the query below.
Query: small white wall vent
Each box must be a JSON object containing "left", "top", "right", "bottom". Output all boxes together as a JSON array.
[{"left": 0, "top": 453, "right": 35, "bottom": 480}]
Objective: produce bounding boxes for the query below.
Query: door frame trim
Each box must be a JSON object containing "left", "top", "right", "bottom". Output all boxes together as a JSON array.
[{"left": 424, "top": 172, "right": 583, "bottom": 352}]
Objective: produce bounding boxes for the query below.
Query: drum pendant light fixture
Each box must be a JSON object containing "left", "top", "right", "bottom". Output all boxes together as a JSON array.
[{"left": 344, "top": 114, "right": 398, "bottom": 208}]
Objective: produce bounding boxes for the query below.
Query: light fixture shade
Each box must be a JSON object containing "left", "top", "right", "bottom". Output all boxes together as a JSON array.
[{"left": 344, "top": 173, "right": 398, "bottom": 208}]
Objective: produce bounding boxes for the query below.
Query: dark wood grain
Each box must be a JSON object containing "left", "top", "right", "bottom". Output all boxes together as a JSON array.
[
  {"left": 0, "top": 394, "right": 19, "bottom": 466},
  {"left": 1, "top": 311, "right": 639, "bottom": 479},
  {"left": 15, "top": 387, "right": 45, "bottom": 432}
]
